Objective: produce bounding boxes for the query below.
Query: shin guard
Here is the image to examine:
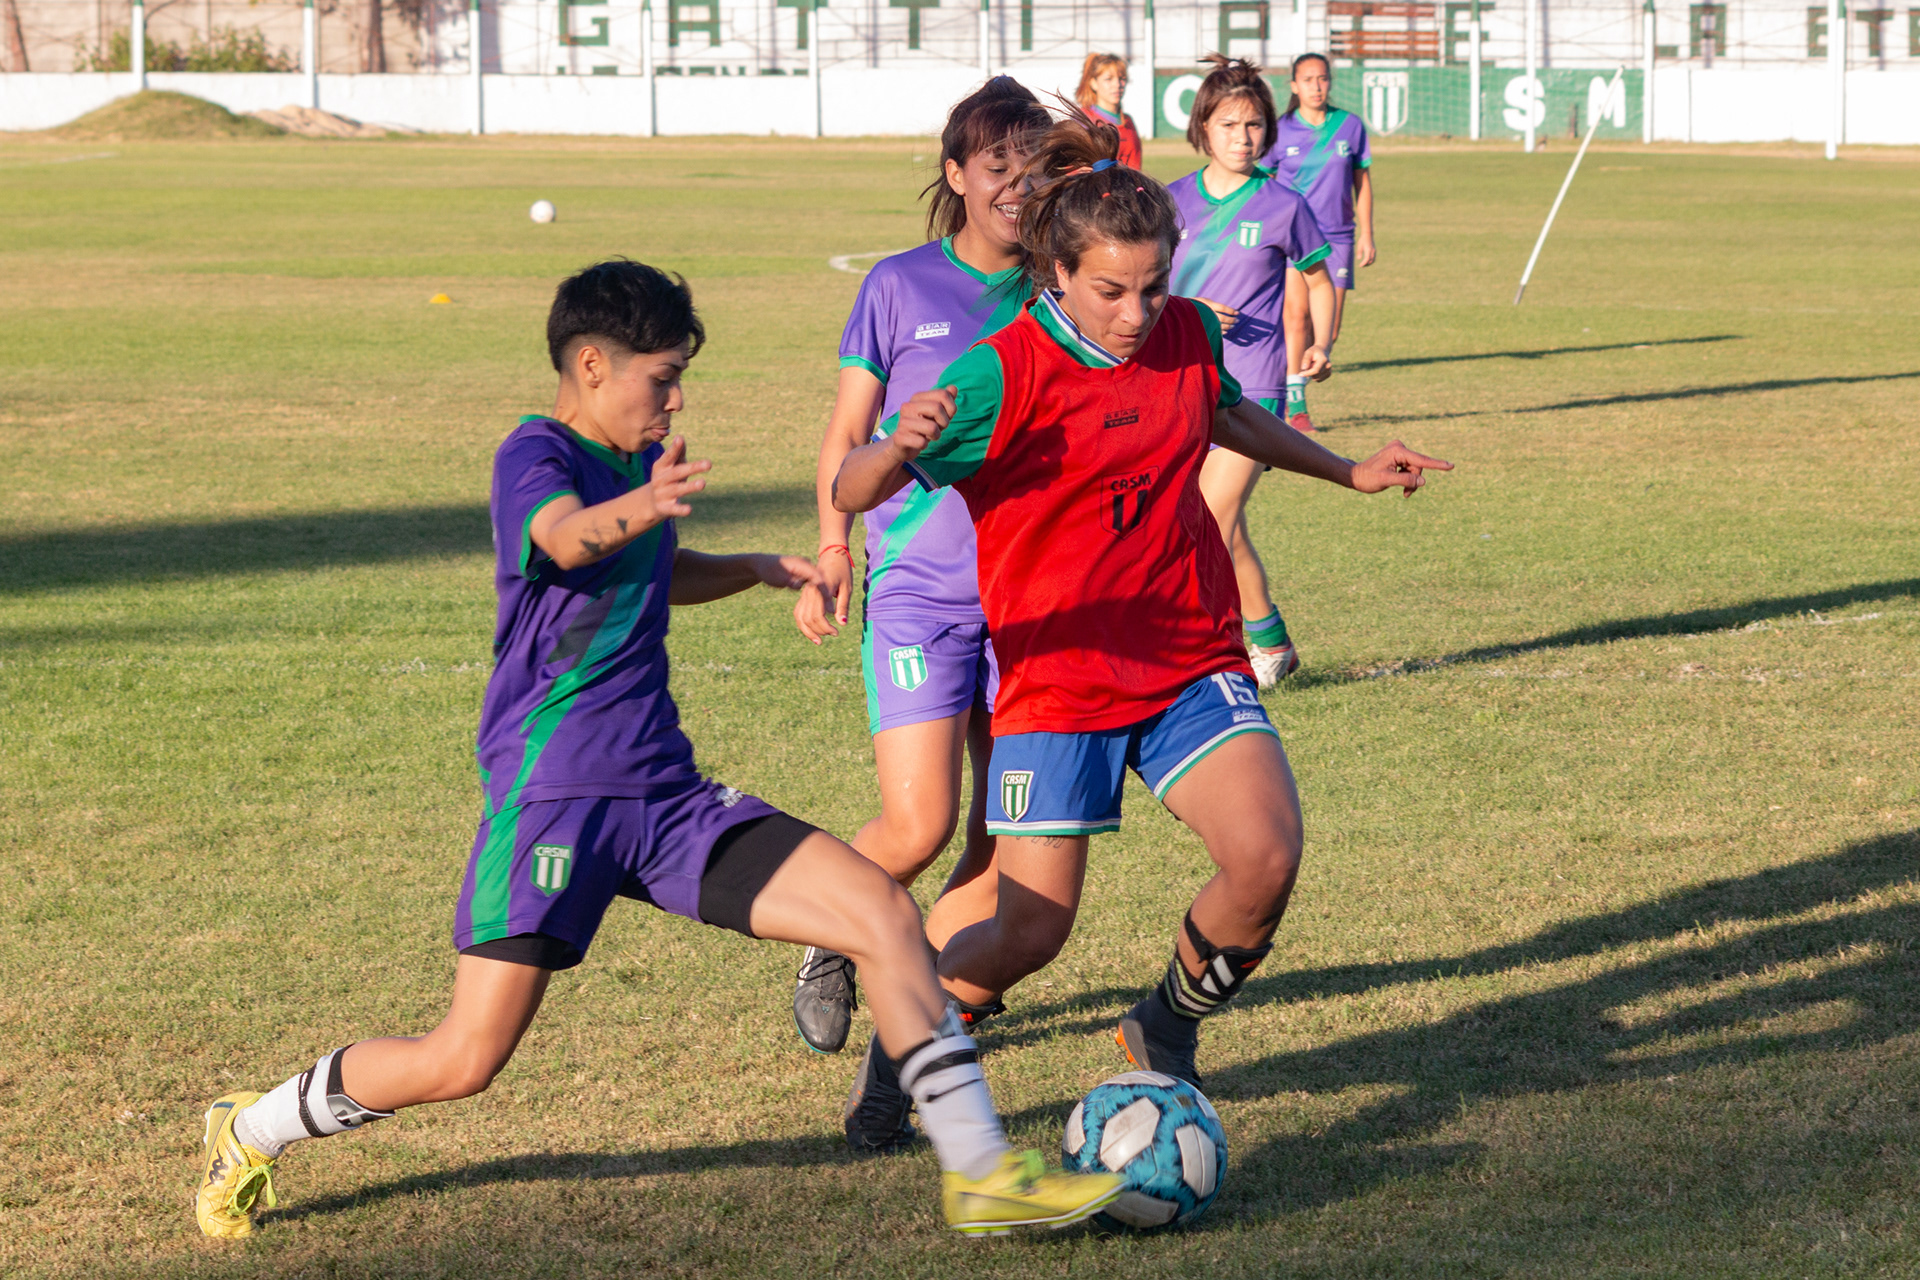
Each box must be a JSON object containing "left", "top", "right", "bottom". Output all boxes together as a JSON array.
[{"left": 1159, "top": 913, "right": 1272, "bottom": 1020}]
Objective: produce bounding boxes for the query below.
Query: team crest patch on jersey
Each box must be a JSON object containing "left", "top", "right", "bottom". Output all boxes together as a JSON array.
[
  {"left": 1285, "top": 145, "right": 1300, "bottom": 156},
  {"left": 531, "top": 844, "right": 573, "bottom": 895},
  {"left": 1236, "top": 220, "right": 1263, "bottom": 248},
  {"left": 914, "top": 321, "right": 951, "bottom": 340},
  {"left": 888, "top": 645, "right": 929, "bottom": 692},
  {"left": 1101, "top": 468, "right": 1158, "bottom": 539},
  {"left": 1000, "top": 770, "right": 1034, "bottom": 822},
  {"left": 1336, "top": 140, "right": 1351, "bottom": 156}
]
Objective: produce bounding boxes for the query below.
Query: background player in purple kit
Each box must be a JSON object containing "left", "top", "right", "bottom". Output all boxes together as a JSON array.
[
  {"left": 790, "top": 78, "right": 1049, "bottom": 1139},
  {"left": 1262, "top": 52, "right": 1375, "bottom": 433},
  {"left": 1169, "top": 56, "right": 1337, "bottom": 685},
  {"left": 192, "top": 259, "right": 1124, "bottom": 1241}
]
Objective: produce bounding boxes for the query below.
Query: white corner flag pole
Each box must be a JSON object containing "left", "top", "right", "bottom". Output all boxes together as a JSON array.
[{"left": 1514, "top": 66, "right": 1624, "bottom": 305}]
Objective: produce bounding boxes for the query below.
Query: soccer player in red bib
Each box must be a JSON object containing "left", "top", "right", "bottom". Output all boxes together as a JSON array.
[{"left": 831, "top": 116, "right": 1450, "bottom": 1088}]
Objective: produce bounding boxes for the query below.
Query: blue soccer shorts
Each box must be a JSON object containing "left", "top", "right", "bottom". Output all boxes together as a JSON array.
[{"left": 984, "top": 670, "right": 1279, "bottom": 837}]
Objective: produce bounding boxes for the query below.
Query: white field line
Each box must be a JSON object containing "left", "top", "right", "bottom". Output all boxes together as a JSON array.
[
  {"left": 0, "top": 151, "right": 117, "bottom": 167},
  {"left": 828, "top": 249, "right": 909, "bottom": 276}
]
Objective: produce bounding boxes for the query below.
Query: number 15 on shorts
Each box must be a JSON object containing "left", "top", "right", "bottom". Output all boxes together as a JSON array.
[{"left": 1210, "top": 671, "right": 1260, "bottom": 707}]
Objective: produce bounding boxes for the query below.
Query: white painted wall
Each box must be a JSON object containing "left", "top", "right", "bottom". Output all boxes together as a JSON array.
[{"left": 4, "top": 66, "right": 1917, "bottom": 143}]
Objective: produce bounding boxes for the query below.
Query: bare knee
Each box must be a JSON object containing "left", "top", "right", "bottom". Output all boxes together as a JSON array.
[
  {"left": 837, "top": 874, "right": 925, "bottom": 965},
  {"left": 998, "top": 915, "right": 1073, "bottom": 982},
  {"left": 875, "top": 803, "right": 959, "bottom": 880}
]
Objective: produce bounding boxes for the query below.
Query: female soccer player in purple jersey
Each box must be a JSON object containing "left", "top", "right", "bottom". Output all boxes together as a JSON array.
[
  {"left": 1169, "top": 55, "right": 1338, "bottom": 685},
  {"left": 1262, "top": 53, "right": 1375, "bottom": 432},
  {"left": 789, "top": 78, "right": 1050, "bottom": 1137}
]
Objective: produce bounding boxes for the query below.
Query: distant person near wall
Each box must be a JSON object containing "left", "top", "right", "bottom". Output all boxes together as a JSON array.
[{"left": 1075, "top": 52, "right": 1142, "bottom": 169}]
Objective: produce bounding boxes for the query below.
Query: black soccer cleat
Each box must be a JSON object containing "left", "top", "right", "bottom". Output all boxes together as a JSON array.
[
  {"left": 843, "top": 1033, "right": 920, "bottom": 1155},
  {"left": 1115, "top": 993, "right": 1204, "bottom": 1090},
  {"left": 793, "top": 946, "right": 858, "bottom": 1055}
]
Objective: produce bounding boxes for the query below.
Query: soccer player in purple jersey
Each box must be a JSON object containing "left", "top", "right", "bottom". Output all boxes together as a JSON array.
[
  {"left": 1169, "top": 55, "right": 1337, "bottom": 685},
  {"left": 192, "top": 259, "right": 1121, "bottom": 1240},
  {"left": 790, "top": 79, "right": 1050, "bottom": 1149},
  {"left": 1262, "top": 53, "right": 1376, "bottom": 432}
]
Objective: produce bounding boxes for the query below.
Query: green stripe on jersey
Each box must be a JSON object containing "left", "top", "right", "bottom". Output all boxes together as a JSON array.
[
  {"left": 1170, "top": 170, "right": 1270, "bottom": 299},
  {"left": 840, "top": 354, "right": 888, "bottom": 382},
  {"left": 1293, "top": 242, "right": 1333, "bottom": 272}
]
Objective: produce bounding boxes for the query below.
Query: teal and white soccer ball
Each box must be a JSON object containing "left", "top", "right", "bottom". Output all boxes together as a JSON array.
[{"left": 1061, "top": 1071, "right": 1227, "bottom": 1231}]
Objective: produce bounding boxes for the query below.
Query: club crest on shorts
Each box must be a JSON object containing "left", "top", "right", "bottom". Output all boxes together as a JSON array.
[
  {"left": 531, "top": 843, "right": 572, "bottom": 895},
  {"left": 888, "top": 644, "right": 928, "bottom": 692},
  {"left": 1000, "top": 770, "right": 1034, "bottom": 822}
]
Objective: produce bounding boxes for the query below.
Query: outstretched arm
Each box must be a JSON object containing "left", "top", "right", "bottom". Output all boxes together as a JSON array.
[
  {"left": 1213, "top": 397, "right": 1451, "bottom": 496},
  {"left": 529, "top": 436, "right": 710, "bottom": 571},
  {"left": 671, "top": 550, "right": 826, "bottom": 606}
]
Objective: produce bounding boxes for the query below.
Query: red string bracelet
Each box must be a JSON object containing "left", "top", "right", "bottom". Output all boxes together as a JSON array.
[{"left": 819, "top": 544, "right": 852, "bottom": 560}]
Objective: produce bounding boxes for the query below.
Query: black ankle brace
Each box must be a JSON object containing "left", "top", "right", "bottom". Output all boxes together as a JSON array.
[
  {"left": 950, "top": 995, "right": 1006, "bottom": 1031},
  {"left": 1158, "top": 913, "right": 1272, "bottom": 1020}
]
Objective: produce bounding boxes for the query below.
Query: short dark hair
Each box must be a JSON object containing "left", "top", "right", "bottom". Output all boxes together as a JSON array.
[
  {"left": 547, "top": 258, "right": 705, "bottom": 373},
  {"left": 1186, "top": 54, "right": 1278, "bottom": 155}
]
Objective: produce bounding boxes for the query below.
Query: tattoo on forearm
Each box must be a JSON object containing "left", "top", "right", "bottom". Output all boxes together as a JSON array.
[
  {"left": 616, "top": 517, "right": 629, "bottom": 534},
  {"left": 580, "top": 538, "right": 604, "bottom": 556}
]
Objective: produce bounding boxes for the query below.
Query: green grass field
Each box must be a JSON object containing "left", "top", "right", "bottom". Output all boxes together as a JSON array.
[{"left": 2, "top": 126, "right": 1917, "bottom": 1279}]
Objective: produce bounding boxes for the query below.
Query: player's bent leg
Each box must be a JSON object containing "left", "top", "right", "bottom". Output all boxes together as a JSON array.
[
  {"left": 794, "top": 709, "right": 974, "bottom": 1054},
  {"left": 197, "top": 953, "right": 550, "bottom": 1238},
  {"left": 748, "top": 830, "right": 1121, "bottom": 1229},
  {"left": 932, "top": 833, "right": 1090, "bottom": 1008},
  {"left": 337, "top": 955, "right": 552, "bottom": 1108},
  {"left": 1115, "top": 676, "right": 1299, "bottom": 1086},
  {"left": 1202, "top": 448, "right": 1298, "bottom": 686}
]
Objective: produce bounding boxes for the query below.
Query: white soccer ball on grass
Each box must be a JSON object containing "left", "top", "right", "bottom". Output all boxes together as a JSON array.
[{"left": 529, "top": 200, "right": 557, "bottom": 224}]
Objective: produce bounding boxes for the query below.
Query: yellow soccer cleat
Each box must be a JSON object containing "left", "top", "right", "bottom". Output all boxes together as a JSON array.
[
  {"left": 196, "top": 1092, "right": 279, "bottom": 1238},
  {"left": 942, "top": 1149, "right": 1123, "bottom": 1236}
]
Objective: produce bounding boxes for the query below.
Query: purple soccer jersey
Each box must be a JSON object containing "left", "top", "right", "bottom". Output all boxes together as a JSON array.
[
  {"left": 1168, "top": 170, "right": 1331, "bottom": 401},
  {"left": 1262, "top": 108, "right": 1372, "bottom": 242},
  {"left": 838, "top": 238, "right": 1029, "bottom": 623},
  {"left": 476, "top": 416, "right": 701, "bottom": 818}
]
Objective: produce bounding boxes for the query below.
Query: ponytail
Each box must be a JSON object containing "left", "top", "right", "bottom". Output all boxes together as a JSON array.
[{"left": 1014, "top": 111, "right": 1180, "bottom": 291}]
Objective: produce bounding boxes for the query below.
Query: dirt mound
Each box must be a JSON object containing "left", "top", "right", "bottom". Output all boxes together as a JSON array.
[
  {"left": 52, "top": 90, "right": 285, "bottom": 141},
  {"left": 249, "top": 104, "right": 419, "bottom": 138}
]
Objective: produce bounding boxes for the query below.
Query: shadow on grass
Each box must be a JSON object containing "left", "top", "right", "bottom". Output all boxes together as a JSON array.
[
  {"left": 234, "top": 829, "right": 1914, "bottom": 1243},
  {"left": 1289, "top": 575, "right": 1920, "bottom": 688},
  {"left": 0, "top": 484, "right": 814, "bottom": 595},
  {"left": 1327, "top": 368, "right": 1920, "bottom": 428},
  {"left": 1341, "top": 333, "right": 1742, "bottom": 373}
]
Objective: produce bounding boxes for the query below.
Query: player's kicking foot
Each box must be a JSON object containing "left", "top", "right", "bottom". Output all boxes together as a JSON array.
[
  {"left": 1288, "top": 411, "right": 1317, "bottom": 434},
  {"left": 943, "top": 1149, "right": 1124, "bottom": 1235},
  {"left": 793, "top": 946, "right": 858, "bottom": 1053},
  {"left": 1248, "top": 641, "right": 1299, "bottom": 688},
  {"left": 843, "top": 1033, "right": 919, "bottom": 1154},
  {"left": 1115, "top": 995, "right": 1203, "bottom": 1089},
  {"left": 195, "top": 1092, "right": 278, "bottom": 1238}
]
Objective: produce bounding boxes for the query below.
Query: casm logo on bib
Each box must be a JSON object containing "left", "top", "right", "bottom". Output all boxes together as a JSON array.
[
  {"left": 1000, "top": 770, "right": 1034, "bottom": 822},
  {"left": 1100, "top": 468, "right": 1158, "bottom": 539},
  {"left": 889, "top": 644, "right": 928, "bottom": 692},
  {"left": 531, "top": 844, "right": 573, "bottom": 895}
]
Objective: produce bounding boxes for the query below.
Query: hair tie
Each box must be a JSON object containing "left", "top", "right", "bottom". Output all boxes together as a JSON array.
[{"left": 1090, "top": 158, "right": 1116, "bottom": 172}]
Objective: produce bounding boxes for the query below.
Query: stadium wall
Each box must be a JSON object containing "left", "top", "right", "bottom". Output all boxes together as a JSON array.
[{"left": 3, "top": 66, "right": 1916, "bottom": 142}]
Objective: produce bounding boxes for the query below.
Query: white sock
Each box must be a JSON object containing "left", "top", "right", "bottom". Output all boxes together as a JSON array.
[
  {"left": 895, "top": 1009, "right": 1012, "bottom": 1181},
  {"left": 233, "top": 1047, "right": 392, "bottom": 1158}
]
